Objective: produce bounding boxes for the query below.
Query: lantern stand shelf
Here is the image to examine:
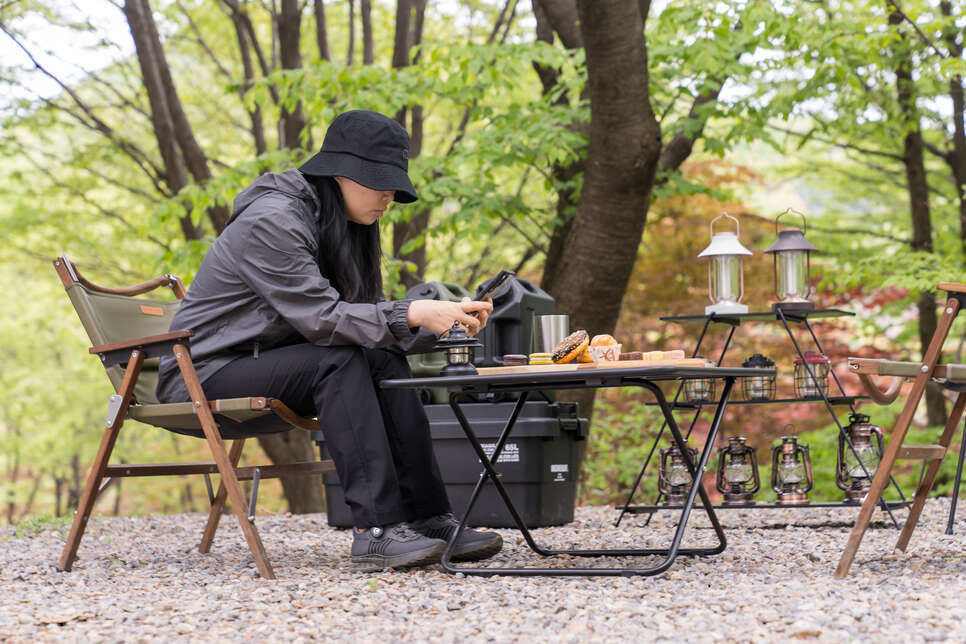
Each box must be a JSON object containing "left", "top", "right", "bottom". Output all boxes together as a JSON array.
[{"left": 614, "top": 307, "right": 912, "bottom": 527}]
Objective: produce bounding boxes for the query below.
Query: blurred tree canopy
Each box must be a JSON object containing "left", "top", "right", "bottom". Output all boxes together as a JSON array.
[{"left": 2, "top": 0, "right": 966, "bottom": 520}]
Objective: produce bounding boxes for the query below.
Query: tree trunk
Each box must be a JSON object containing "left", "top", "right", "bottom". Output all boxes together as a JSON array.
[
  {"left": 391, "top": 0, "right": 430, "bottom": 289},
  {"left": 551, "top": 0, "right": 660, "bottom": 340},
  {"left": 124, "top": 0, "right": 230, "bottom": 235},
  {"left": 231, "top": 11, "right": 267, "bottom": 155},
  {"left": 278, "top": 0, "right": 309, "bottom": 151},
  {"left": 543, "top": 1, "right": 661, "bottom": 420},
  {"left": 347, "top": 0, "right": 356, "bottom": 65},
  {"left": 532, "top": 0, "right": 585, "bottom": 295},
  {"left": 255, "top": 432, "right": 325, "bottom": 513},
  {"left": 361, "top": 0, "right": 374, "bottom": 65},
  {"left": 313, "top": 0, "right": 331, "bottom": 61},
  {"left": 123, "top": 0, "right": 203, "bottom": 240},
  {"left": 889, "top": 3, "right": 944, "bottom": 426}
]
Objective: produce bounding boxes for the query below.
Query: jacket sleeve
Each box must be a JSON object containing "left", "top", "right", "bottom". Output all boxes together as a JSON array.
[{"left": 234, "top": 207, "right": 435, "bottom": 349}]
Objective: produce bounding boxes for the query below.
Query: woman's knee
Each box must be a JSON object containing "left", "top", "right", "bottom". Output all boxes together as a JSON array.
[{"left": 364, "top": 348, "right": 413, "bottom": 379}]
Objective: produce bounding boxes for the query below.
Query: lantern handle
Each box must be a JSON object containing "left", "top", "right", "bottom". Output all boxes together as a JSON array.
[
  {"left": 709, "top": 212, "right": 740, "bottom": 238},
  {"left": 775, "top": 208, "right": 807, "bottom": 234}
]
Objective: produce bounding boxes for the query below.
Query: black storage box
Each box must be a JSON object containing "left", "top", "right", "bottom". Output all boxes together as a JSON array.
[{"left": 314, "top": 401, "right": 588, "bottom": 528}]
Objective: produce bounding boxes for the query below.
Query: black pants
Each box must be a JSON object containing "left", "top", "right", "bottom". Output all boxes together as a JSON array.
[{"left": 203, "top": 344, "right": 451, "bottom": 528}]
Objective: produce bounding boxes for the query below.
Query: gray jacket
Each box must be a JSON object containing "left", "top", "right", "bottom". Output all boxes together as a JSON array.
[{"left": 156, "top": 169, "right": 437, "bottom": 403}]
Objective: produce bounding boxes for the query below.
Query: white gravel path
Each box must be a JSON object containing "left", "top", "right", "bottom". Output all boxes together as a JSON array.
[{"left": 1, "top": 499, "right": 965, "bottom": 642}]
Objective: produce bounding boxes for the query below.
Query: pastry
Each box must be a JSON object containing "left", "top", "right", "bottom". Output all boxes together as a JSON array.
[
  {"left": 620, "top": 351, "right": 643, "bottom": 361},
  {"left": 577, "top": 347, "right": 595, "bottom": 363},
  {"left": 552, "top": 330, "right": 590, "bottom": 364},
  {"left": 503, "top": 354, "right": 528, "bottom": 366},
  {"left": 528, "top": 352, "right": 554, "bottom": 365},
  {"left": 590, "top": 334, "right": 618, "bottom": 347}
]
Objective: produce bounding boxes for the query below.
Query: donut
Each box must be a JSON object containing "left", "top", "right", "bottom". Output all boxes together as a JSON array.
[
  {"left": 552, "top": 330, "right": 590, "bottom": 364},
  {"left": 577, "top": 347, "right": 595, "bottom": 363},
  {"left": 591, "top": 334, "right": 618, "bottom": 347}
]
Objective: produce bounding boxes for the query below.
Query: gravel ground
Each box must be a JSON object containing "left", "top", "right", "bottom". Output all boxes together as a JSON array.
[{"left": 1, "top": 499, "right": 965, "bottom": 643}]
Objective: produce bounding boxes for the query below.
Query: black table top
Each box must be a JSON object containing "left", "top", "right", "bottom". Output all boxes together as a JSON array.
[
  {"left": 381, "top": 366, "right": 775, "bottom": 394},
  {"left": 660, "top": 309, "right": 854, "bottom": 324}
]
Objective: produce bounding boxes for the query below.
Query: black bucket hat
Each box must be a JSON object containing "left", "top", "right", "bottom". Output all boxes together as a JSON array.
[{"left": 298, "top": 110, "right": 418, "bottom": 203}]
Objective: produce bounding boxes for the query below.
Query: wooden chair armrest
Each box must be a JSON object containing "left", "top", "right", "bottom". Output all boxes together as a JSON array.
[
  {"left": 54, "top": 255, "right": 186, "bottom": 298},
  {"left": 89, "top": 330, "right": 193, "bottom": 355},
  {"left": 90, "top": 330, "right": 193, "bottom": 367},
  {"left": 856, "top": 373, "right": 905, "bottom": 405}
]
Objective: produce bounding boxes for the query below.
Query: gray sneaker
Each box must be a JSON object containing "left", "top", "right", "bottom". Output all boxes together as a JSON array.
[
  {"left": 350, "top": 522, "right": 446, "bottom": 571},
  {"left": 409, "top": 513, "right": 503, "bottom": 562}
]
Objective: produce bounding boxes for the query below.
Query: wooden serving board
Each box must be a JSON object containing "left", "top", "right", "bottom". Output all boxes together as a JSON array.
[{"left": 477, "top": 358, "right": 708, "bottom": 376}]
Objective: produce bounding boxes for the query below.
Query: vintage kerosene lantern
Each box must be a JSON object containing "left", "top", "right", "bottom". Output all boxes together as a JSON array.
[
  {"left": 741, "top": 353, "right": 777, "bottom": 401},
  {"left": 793, "top": 351, "right": 830, "bottom": 398},
  {"left": 435, "top": 322, "right": 484, "bottom": 376},
  {"left": 715, "top": 436, "right": 760, "bottom": 505},
  {"left": 771, "top": 435, "right": 814, "bottom": 505},
  {"left": 763, "top": 208, "right": 819, "bottom": 313},
  {"left": 697, "top": 213, "right": 753, "bottom": 315},
  {"left": 837, "top": 413, "right": 884, "bottom": 502},
  {"left": 659, "top": 442, "right": 698, "bottom": 506},
  {"left": 684, "top": 356, "right": 716, "bottom": 403}
]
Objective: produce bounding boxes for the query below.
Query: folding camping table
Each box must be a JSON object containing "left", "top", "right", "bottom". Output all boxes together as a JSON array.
[{"left": 381, "top": 364, "right": 774, "bottom": 577}]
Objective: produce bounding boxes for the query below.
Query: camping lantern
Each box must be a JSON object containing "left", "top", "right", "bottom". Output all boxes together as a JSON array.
[
  {"left": 715, "top": 437, "right": 760, "bottom": 505},
  {"left": 659, "top": 443, "right": 698, "bottom": 506},
  {"left": 763, "top": 209, "right": 819, "bottom": 313},
  {"left": 793, "top": 351, "right": 830, "bottom": 398},
  {"left": 435, "top": 322, "right": 483, "bottom": 376},
  {"left": 771, "top": 435, "right": 813, "bottom": 505},
  {"left": 684, "top": 358, "right": 716, "bottom": 403},
  {"left": 697, "top": 213, "right": 753, "bottom": 315},
  {"left": 836, "top": 413, "right": 884, "bottom": 502},
  {"left": 741, "top": 353, "right": 777, "bottom": 400}
]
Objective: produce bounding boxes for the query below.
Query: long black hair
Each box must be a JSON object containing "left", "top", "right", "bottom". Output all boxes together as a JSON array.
[{"left": 306, "top": 174, "right": 384, "bottom": 303}]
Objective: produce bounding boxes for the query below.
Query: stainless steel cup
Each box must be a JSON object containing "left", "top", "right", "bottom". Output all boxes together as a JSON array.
[{"left": 535, "top": 315, "right": 569, "bottom": 353}]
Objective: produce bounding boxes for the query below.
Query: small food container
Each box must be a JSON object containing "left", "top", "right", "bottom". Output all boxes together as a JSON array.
[{"left": 589, "top": 344, "right": 622, "bottom": 362}]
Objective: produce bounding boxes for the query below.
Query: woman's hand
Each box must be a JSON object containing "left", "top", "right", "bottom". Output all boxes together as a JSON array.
[{"left": 407, "top": 298, "right": 494, "bottom": 336}]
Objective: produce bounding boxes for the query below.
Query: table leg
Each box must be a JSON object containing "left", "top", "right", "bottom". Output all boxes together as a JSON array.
[{"left": 440, "top": 377, "right": 735, "bottom": 577}]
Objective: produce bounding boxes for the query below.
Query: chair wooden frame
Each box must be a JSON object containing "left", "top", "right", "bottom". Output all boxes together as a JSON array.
[
  {"left": 53, "top": 255, "right": 335, "bottom": 580},
  {"left": 835, "top": 282, "right": 966, "bottom": 578}
]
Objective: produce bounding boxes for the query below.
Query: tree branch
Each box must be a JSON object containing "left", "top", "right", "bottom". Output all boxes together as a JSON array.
[{"left": 767, "top": 123, "right": 905, "bottom": 161}]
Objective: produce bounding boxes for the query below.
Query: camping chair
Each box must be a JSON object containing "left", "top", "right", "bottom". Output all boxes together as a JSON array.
[
  {"left": 53, "top": 255, "right": 335, "bottom": 580},
  {"left": 835, "top": 281, "right": 966, "bottom": 578}
]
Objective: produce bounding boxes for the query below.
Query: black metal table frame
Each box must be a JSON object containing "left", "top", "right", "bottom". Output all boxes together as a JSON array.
[
  {"left": 382, "top": 366, "right": 771, "bottom": 577},
  {"left": 615, "top": 308, "right": 910, "bottom": 529}
]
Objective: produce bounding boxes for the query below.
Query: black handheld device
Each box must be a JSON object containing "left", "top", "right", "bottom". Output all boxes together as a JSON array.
[{"left": 475, "top": 269, "right": 516, "bottom": 302}]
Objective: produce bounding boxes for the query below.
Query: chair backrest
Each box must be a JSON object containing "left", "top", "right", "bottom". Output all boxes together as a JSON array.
[{"left": 53, "top": 256, "right": 185, "bottom": 404}]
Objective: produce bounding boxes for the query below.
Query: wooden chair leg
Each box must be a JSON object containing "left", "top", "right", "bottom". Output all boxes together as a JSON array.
[
  {"left": 895, "top": 391, "right": 966, "bottom": 552},
  {"left": 59, "top": 350, "right": 145, "bottom": 572},
  {"left": 835, "top": 295, "right": 960, "bottom": 578},
  {"left": 199, "top": 438, "right": 246, "bottom": 554},
  {"left": 174, "top": 344, "right": 275, "bottom": 579}
]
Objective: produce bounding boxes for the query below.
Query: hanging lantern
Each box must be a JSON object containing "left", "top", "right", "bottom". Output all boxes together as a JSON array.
[
  {"left": 793, "top": 351, "right": 830, "bottom": 398},
  {"left": 836, "top": 413, "right": 884, "bottom": 503},
  {"left": 715, "top": 437, "right": 760, "bottom": 505},
  {"left": 659, "top": 443, "right": 698, "bottom": 506},
  {"left": 741, "top": 353, "right": 777, "bottom": 400},
  {"left": 763, "top": 208, "right": 819, "bottom": 313},
  {"left": 771, "top": 434, "right": 813, "bottom": 505},
  {"left": 435, "top": 322, "right": 483, "bottom": 376},
  {"left": 697, "top": 213, "right": 753, "bottom": 315},
  {"left": 684, "top": 357, "right": 716, "bottom": 403}
]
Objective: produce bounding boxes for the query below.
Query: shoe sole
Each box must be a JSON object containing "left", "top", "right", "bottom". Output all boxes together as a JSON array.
[
  {"left": 450, "top": 536, "right": 503, "bottom": 563},
  {"left": 352, "top": 541, "right": 446, "bottom": 572}
]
